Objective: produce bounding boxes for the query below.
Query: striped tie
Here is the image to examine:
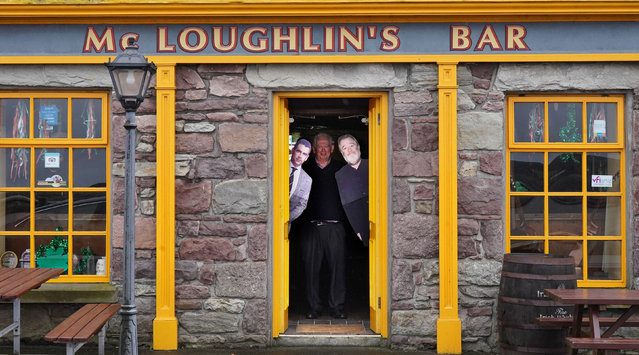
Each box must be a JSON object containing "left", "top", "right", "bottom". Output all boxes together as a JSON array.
[{"left": 289, "top": 167, "right": 297, "bottom": 192}]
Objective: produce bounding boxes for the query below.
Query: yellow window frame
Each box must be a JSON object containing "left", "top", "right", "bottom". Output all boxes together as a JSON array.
[
  {"left": 0, "top": 91, "right": 110, "bottom": 283},
  {"left": 506, "top": 94, "right": 626, "bottom": 287}
]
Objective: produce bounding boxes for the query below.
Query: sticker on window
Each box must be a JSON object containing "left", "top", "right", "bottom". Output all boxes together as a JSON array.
[{"left": 591, "top": 174, "right": 613, "bottom": 187}]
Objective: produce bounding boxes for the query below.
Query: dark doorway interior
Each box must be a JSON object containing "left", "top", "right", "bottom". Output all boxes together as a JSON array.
[{"left": 288, "top": 97, "right": 371, "bottom": 329}]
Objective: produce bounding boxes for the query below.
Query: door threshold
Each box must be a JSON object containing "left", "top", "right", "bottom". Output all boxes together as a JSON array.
[{"left": 279, "top": 334, "right": 382, "bottom": 338}]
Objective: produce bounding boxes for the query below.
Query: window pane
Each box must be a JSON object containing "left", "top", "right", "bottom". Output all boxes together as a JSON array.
[
  {"left": 71, "top": 235, "right": 106, "bottom": 275},
  {"left": 587, "top": 196, "right": 621, "bottom": 236},
  {"left": 73, "top": 148, "right": 106, "bottom": 187},
  {"left": 549, "top": 152, "right": 582, "bottom": 192},
  {"left": 510, "top": 196, "right": 544, "bottom": 236},
  {"left": 35, "top": 99, "right": 67, "bottom": 139},
  {"left": 549, "top": 102, "right": 582, "bottom": 143},
  {"left": 549, "top": 240, "right": 583, "bottom": 280},
  {"left": 1, "top": 235, "right": 31, "bottom": 268},
  {"left": 35, "top": 234, "right": 68, "bottom": 272},
  {"left": 587, "top": 240, "right": 621, "bottom": 280},
  {"left": 549, "top": 196, "right": 582, "bottom": 236},
  {"left": 1, "top": 99, "right": 30, "bottom": 139},
  {"left": 587, "top": 102, "right": 617, "bottom": 143},
  {"left": 587, "top": 152, "right": 620, "bottom": 192},
  {"left": 0, "top": 192, "right": 30, "bottom": 231},
  {"left": 35, "top": 148, "right": 68, "bottom": 188},
  {"left": 72, "top": 98, "right": 102, "bottom": 139},
  {"left": 514, "top": 102, "right": 544, "bottom": 142},
  {"left": 1, "top": 147, "right": 30, "bottom": 187},
  {"left": 35, "top": 191, "right": 68, "bottom": 231},
  {"left": 510, "top": 239, "right": 544, "bottom": 253},
  {"left": 73, "top": 192, "right": 106, "bottom": 231},
  {"left": 510, "top": 152, "right": 544, "bottom": 192}
]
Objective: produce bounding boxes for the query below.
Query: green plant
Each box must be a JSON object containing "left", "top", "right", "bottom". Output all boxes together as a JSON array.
[
  {"left": 36, "top": 234, "right": 68, "bottom": 258},
  {"left": 559, "top": 103, "right": 580, "bottom": 163},
  {"left": 74, "top": 246, "right": 94, "bottom": 274}
]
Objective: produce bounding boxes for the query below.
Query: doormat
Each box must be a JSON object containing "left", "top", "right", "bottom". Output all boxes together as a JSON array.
[{"left": 296, "top": 324, "right": 366, "bottom": 334}]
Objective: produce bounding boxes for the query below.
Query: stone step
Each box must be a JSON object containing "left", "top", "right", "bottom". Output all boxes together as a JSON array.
[{"left": 274, "top": 334, "right": 386, "bottom": 347}]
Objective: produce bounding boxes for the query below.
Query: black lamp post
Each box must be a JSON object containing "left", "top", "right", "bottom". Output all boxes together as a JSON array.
[{"left": 105, "top": 38, "right": 156, "bottom": 355}]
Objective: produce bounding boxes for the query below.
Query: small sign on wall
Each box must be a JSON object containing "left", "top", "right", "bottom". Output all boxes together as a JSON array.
[{"left": 592, "top": 174, "right": 613, "bottom": 187}]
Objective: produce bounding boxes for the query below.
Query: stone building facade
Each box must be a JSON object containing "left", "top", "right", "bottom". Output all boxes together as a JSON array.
[{"left": 1, "top": 59, "right": 637, "bottom": 352}]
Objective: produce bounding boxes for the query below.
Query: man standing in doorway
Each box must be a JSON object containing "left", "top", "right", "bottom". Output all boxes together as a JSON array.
[
  {"left": 289, "top": 139, "right": 312, "bottom": 222},
  {"left": 301, "top": 132, "right": 347, "bottom": 319},
  {"left": 335, "top": 134, "right": 369, "bottom": 246}
]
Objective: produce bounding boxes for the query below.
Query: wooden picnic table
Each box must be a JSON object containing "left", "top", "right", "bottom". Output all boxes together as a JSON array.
[
  {"left": 0, "top": 268, "right": 64, "bottom": 355},
  {"left": 545, "top": 288, "right": 639, "bottom": 355}
]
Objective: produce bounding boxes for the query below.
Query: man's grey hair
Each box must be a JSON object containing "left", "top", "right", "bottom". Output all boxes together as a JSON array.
[
  {"left": 313, "top": 132, "right": 334, "bottom": 147},
  {"left": 337, "top": 134, "right": 359, "bottom": 149}
]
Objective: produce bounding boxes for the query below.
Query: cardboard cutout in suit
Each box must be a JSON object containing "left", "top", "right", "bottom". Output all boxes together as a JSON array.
[
  {"left": 289, "top": 167, "right": 312, "bottom": 222},
  {"left": 335, "top": 159, "right": 369, "bottom": 246}
]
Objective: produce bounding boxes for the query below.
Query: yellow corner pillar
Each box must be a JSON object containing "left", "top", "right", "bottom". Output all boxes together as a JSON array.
[
  {"left": 436, "top": 62, "right": 462, "bottom": 354},
  {"left": 153, "top": 62, "right": 178, "bottom": 350}
]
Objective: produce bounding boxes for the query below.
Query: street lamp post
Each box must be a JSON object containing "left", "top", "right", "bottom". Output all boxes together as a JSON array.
[{"left": 105, "top": 38, "right": 156, "bottom": 355}]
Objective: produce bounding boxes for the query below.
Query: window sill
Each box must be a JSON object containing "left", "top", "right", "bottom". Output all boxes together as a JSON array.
[{"left": 20, "top": 283, "right": 118, "bottom": 303}]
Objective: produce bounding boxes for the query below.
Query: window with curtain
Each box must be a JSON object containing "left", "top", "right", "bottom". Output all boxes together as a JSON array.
[
  {"left": 507, "top": 95, "right": 625, "bottom": 287},
  {"left": 0, "top": 92, "right": 110, "bottom": 282}
]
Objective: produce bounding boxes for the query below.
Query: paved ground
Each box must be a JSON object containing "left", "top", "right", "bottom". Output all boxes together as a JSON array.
[{"left": 1, "top": 345, "right": 439, "bottom": 354}]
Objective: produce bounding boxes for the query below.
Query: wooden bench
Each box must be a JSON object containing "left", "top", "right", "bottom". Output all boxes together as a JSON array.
[
  {"left": 566, "top": 337, "right": 639, "bottom": 354},
  {"left": 44, "top": 303, "right": 121, "bottom": 355}
]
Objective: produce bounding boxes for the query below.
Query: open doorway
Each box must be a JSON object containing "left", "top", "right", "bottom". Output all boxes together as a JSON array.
[
  {"left": 287, "top": 97, "right": 370, "bottom": 329},
  {"left": 272, "top": 91, "right": 388, "bottom": 338}
]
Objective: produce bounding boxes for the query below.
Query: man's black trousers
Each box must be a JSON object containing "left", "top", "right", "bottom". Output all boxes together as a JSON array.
[{"left": 301, "top": 221, "right": 346, "bottom": 315}]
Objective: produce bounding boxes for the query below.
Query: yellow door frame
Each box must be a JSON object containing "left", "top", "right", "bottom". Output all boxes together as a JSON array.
[{"left": 272, "top": 91, "right": 389, "bottom": 337}]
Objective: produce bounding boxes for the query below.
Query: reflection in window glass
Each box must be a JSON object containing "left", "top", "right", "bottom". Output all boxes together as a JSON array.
[
  {"left": 1, "top": 98, "right": 30, "bottom": 139},
  {"left": 73, "top": 192, "right": 106, "bottom": 231},
  {"left": 71, "top": 235, "right": 106, "bottom": 275},
  {"left": 510, "top": 152, "right": 544, "bottom": 192},
  {"left": 0, "top": 192, "right": 30, "bottom": 231},
  {"left": 35, "top": 234, "right": 68, "bottom": 271},
  {"left": 510, "top": 240, "right": 544, "bottom": 253},
  {"left": 34, "top": 99, "right": 68, "bottom": 139},
  {"left": 549, "top": 102, "right": 582, "bottom": 143},
  {"left": 514, "top": 102, "right": 544, "bottom": 142},
  {"left": 510, "top": 196, "right": 544, "bottom": 236},
  {"left": 72, "top": 99, "right": 102, "bottom": 139},
  {"left": 587, "top": 102, "right": 617, "bottom": 143},
  {"left": 587, "top": 152, "right": 620, "bottom": 192},
  {"left": 73, "top": 148, "right": 106, "bottom": 187},
  {"left": 587, "top": 196, "right": 621, "bottom": 237},
  {"left": 587, "top": 240, "right": 621, "bottom": 280},
  {"left": 1, "top": 148, "right": 30, "bottom": 188},
  {"left": 549, "top": 196, "right": 582, "bottom": 236},
  {"left": 35, "top": 191, "right": 68, "bottom": 231},
  {"left": 35, "top": 148, "right": 68, "bottom": 188},
  {"left": 549, "top": 240, "right": 583, "bottom": 280},
  {"left": 549, "top": 152, "right": 582, "bottom": 192}
]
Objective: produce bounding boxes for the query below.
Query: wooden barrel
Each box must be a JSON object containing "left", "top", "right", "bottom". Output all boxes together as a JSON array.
[{"left": 498, "top": 253, "right": 577, "bottom": 355}]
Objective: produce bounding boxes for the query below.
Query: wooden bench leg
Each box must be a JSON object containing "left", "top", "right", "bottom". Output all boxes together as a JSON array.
[
  {"left": 98, "top": 324, "right": 106, "bottom": 355},
  {"left": 13, "top": 298, "right": 19, "bottom": 355},
  {"left": 66, "top": 341, "right": 85, "bottom": 355}
]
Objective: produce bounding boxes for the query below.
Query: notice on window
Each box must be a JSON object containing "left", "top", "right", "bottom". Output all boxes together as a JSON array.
[
  {"left": 591, "top": 174, "right": 613, "bottom": 187},
  {"left": 40, "top": 106, "right": 58, "bottom": 126},
  {"left": 44, "top": 152, "right": 60, "bottom": 169},
  {"left": 593, "top": 120, "right": 606, "bottom": 138}
]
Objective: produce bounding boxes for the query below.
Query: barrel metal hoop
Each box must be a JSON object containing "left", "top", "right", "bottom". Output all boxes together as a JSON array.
[
  {"left": 497, "top": 319, "right": 563, "bottom": 330},
  {"left": 498, "top": 295, "right": 562, "bottom": 306},
  {"left": 501, "top": 271, "right": 577, "bottom": 281},
  {"left": 500, "top": 341, "right": 569, "bottom": 354}
]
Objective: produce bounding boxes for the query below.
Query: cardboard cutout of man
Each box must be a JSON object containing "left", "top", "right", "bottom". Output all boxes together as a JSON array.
[
  {"left": 289, "top": 139, "right": 312, "bottom": 222},
  {"left": 335, "top": 134, "right": 369, "bottom": 246}
]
